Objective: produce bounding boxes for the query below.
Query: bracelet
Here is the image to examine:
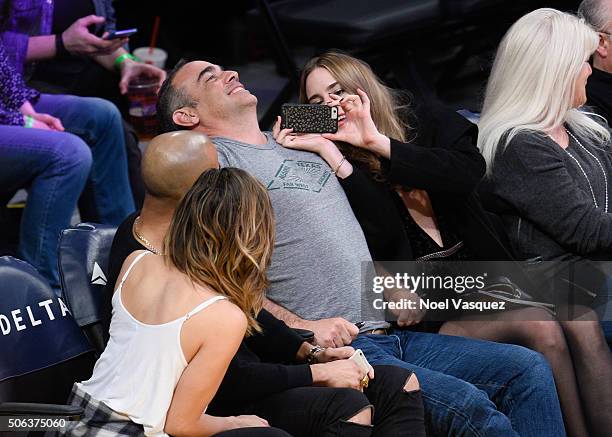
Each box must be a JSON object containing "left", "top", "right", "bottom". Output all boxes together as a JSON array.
[
  {"left": 306, "top": 345, "right": 326, "bottom": 364},
  {"left": 332, "top": 156, "right": 346, "bottom": 174},
  {"left": 114, "top": 53, "right": 138, "bottom": 70},
  {"left": 24, "top": 115, "right": 34, "bottom": 128},
  {"left": 55, "top": 33, "right": 69, "bottom": 59}
]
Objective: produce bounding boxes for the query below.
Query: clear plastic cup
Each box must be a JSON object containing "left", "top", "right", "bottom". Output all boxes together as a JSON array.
[
  {"left": 133, "top": 47, "right": 168, "bottom": 69},
  {"left": 127, "top": 76, "right": 159, "bottom": 137}
]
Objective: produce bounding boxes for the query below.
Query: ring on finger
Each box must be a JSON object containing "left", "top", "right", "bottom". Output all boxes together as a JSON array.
[{"left": 360, "top": 375, "right": 369, "bottom": 388}]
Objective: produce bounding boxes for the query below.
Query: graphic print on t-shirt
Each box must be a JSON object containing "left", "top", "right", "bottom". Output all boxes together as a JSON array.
[{"left": 267, "top": 160, "right": 331, "bottom": 192}]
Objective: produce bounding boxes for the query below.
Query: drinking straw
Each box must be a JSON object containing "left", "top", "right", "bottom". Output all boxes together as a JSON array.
[{"left": 149, "top": 16, "right": 160, "bottom": 54}]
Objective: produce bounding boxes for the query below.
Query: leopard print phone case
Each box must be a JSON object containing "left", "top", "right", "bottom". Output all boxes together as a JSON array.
[{"left": 281, "top": 104, "right": 339, "bottom": 133}]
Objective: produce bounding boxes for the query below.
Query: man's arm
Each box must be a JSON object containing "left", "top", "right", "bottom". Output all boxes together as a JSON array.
[
  {"left": 263, "top": 297, "right": 308, "bottom": 329},
  {"left": 264, "top": 298, "right": 358, "bottom": 348},
  {"left": 246, "top": 308, "right": 306, "bottom": 363},
  {"left": 25, "top": 16, "right": 124, "bottom": 62},
  {"left": 93, "top": 48, "right": 166, "bottom": 95}
]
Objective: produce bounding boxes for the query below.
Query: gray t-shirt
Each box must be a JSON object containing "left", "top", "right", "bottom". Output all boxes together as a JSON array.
[{"left": 213, "top": 132, "right": 372, "bottom": 323}]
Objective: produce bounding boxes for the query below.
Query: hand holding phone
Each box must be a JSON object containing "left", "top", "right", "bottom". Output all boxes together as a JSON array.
[
  {"left": 281, "top": 104, "right": 338, "bottom": 134},
  {"left": 349, "top": 349, "right": 373, "bottom": 374},
  {"left": 349, "top": 349, "right": 374, "bottom": 388},
  {"left": 62, "top": 15, "right": 125, "bottom": 56},
  {"left": 104, "top": 28, "right": 138, "bottom": 40}
]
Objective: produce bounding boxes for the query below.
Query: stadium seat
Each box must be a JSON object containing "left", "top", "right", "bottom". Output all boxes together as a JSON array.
[
  {"left": 58, "top": 223, "right": 117, "bottom": 354},
  {"left": 0, "top": 256, "right": 94, "bottom": 419}
]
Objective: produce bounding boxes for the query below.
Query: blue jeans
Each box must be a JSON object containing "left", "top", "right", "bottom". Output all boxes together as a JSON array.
[
  {"left": 33, "top": 94, "right": 134, "bottom": 224},
  {"left": 0, "top": 94, "right": 134, "bottom": 289},
  {"left": 352, "top": 330, "right": 565, "bottom": 437}
]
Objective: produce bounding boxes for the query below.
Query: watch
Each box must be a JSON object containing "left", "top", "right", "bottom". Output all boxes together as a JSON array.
[{"left": 306, "top": 345, "right": 326, "bottom": 364}]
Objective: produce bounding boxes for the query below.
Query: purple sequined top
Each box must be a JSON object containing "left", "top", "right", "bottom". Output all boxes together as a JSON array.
[
  {"left": 0, "top": 0, "right": 116, "bottom": 75},
  {"left": 0, "top": 0, "right": 116, "bottom": 125},
  {"left": 0, "top": 42, "right": 39, "bottom": 125}
]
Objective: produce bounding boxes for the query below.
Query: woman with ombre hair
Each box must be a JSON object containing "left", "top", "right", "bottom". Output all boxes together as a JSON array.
[{"left": 62, "top": 167, "right": 291, "bottom": 437}]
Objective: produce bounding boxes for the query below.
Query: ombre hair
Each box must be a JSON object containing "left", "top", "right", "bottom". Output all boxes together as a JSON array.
[
  {"left": 300, "top": 51, "right": 410, "bottom": 181},
  {"left": 164, "top": 168, "right": 275, "bottom": 335},
  {"left": 478, "top": 8, "right": 610, "bottom": 173}
]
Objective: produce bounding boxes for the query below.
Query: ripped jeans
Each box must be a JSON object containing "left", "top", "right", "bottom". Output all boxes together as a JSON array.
[{"left": 225, "top": 365, "right": 425, "bottom": 437}]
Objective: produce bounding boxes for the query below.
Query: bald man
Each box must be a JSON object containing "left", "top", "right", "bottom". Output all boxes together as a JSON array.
[{"left": 100, "top": 130, "right": 218, "bottom": 337}]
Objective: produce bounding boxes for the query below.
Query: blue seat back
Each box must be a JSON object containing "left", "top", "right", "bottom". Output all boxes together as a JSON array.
[
  {"left": 0, "top": 256, "right": 92, "bottom": 383},
  {"left": 58, "top": 223, "right": 117, "bottom": 328}
]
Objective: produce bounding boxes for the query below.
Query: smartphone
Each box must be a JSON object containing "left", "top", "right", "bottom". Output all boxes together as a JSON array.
[
  {"left": 349, "top": 349, "right": 372, "bottom": 374},
  {"left": 104, "top": 28, "right": 138, "bottom": 40},
  {"left": 281, "top": 104, "right": 338, "bottom": 134}
]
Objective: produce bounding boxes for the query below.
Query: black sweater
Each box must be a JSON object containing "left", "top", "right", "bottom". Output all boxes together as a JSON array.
[
  {"left": 101, "top": 212, "right": 313, "bottom": 415},
  {"left": 339, "top": 103, "right": 515, "bottom": 263},
  {"left": 586, "top": 67, "right": 611, "bottom": 125},
  {"left": 480, "top": 128, "right": 612, "bottom": 262}
]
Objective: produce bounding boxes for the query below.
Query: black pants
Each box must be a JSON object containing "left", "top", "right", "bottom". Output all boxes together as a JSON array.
[
  {"left": 232, "top": 365, "right": 425, "bottom": 437},
  {"left": 213, "top": 428, "right": 292, "bottom": 437}
]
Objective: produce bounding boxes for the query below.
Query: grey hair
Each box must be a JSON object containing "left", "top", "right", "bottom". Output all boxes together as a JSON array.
[
  {"left": 156, "top": 59, "right": 198, "bottom": 133},
  {"left": 578, "top": 0, "right": 611, "bottom": 31}
]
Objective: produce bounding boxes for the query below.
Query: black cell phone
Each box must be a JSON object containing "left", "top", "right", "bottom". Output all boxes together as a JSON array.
[
  {"left": 104, "top": 28, "right": 138, "bottom": 40},
  {"left": 281, "top": 104, "right": 338, "bottom": 134}
]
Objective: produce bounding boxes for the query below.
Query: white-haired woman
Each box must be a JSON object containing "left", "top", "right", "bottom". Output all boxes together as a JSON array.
[{"left": 479, "top": 8, "right": 612, "bottom": 437}]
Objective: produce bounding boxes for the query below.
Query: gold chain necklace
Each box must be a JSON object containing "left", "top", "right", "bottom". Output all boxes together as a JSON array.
[{"left": 133, "top": 216, "right": 163, "bottom": 255}]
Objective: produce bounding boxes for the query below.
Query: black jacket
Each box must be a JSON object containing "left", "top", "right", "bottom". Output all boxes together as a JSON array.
[
  {"left": 339, "top": 103, "right": 515, "bottom": 263},
  {"left": 586, "top": 67, "right": 611, "bottom": 125}
]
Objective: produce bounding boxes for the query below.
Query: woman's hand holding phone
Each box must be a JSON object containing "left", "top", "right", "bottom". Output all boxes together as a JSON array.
[
  {"left": 323, "top": 89, "right": 391, "bottom": 158},
  {"left": 311, "top": 359, "right": 371, "bottom": 391}
]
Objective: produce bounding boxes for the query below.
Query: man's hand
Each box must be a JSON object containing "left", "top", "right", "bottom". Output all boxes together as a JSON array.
[
  {"left": 390, "top": 291, "right": 426, "bottom": 327},
  {"left": 118, "top": 59, "right": 167, "bottom": 94},
  {"left": 62, "top": 16, "right": 126, "bottom": 56},
  {"left": 299, "top": 318, "right": 359, "bottom": 347},
  {"left": 311, "top": 359, "right": 374, "bottom": 390},
  {"left": 315, "top": 346, "right": 355, "bottom": 363}
]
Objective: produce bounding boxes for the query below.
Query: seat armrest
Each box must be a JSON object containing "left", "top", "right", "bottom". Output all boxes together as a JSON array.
[{"left": 0, "top": 402, "right": 83, "bottom": 419}]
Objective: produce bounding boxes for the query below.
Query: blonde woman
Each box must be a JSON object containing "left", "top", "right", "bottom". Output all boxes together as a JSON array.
[
  {"left": 478, "top": 8, "right": 612, "bottom": 436},
  {"left": 274, "top": 50, "right": 609, "bottom": 437},
  {"left": 62, "top": 168, "right": 290, "bottom": 437}
]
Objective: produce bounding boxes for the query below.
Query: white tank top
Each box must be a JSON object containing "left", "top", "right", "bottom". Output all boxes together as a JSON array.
[{"left": 78, "top": 251, "right": 227, "bottom": 436}]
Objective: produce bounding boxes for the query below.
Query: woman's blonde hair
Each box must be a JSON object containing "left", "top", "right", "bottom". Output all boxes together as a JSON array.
[
  {"left": 164, "top": 167, "right": 275, "bottom": 335},
  {"left": 300, "top": 51, "right": 410, "bottom": 181},
  {"left": 478, "top": 8, "right": 610, "bottom": 173}
]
